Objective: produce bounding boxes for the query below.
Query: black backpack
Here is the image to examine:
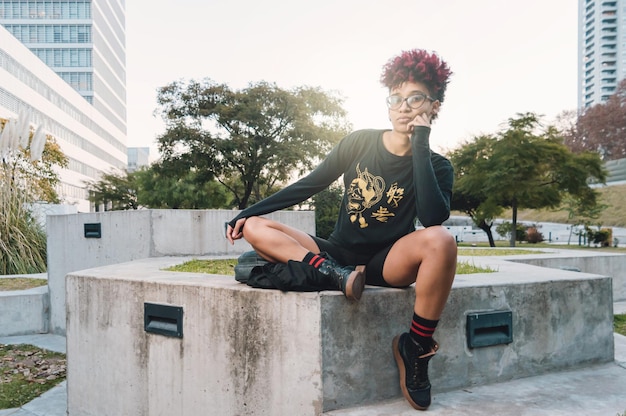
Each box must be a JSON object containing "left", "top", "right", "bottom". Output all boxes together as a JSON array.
[{"left": 234, "top": 250, "right": 269, "bottom": 283}]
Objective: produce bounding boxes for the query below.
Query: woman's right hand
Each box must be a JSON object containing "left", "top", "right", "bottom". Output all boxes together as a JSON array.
[{"left": 226, "top": 218, "right": 246, "bottom": 245}]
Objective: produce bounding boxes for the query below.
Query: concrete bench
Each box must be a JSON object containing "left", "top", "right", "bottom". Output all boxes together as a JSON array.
[{"left": 65, "top": 255, "right": 614, "bottom": 415}]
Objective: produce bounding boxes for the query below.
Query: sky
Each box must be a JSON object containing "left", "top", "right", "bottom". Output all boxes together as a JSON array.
[{"left": 125, "top": 0, "right": 578, "bottom": 156}]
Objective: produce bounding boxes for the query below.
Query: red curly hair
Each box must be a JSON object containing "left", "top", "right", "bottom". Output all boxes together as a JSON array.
[{"left": 380, "top": 49, "right": 452, "bottom": 103}]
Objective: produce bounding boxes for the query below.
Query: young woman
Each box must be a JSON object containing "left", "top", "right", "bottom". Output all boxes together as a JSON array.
[{"left": 226, "top": 48, "right": 457, "bottom": 410}]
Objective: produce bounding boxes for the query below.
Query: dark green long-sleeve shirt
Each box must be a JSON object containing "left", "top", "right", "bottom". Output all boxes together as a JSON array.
[{"left": 229, "top": 126, "right": 454, "bottom": 256}]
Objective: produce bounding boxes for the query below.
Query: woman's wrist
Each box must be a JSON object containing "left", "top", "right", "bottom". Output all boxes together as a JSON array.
[{"left": 411, "top": 126, "right": 431, "bottom": 149}]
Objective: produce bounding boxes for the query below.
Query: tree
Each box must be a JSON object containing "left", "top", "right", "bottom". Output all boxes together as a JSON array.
[
  {"left": 448, "top": 112, "right": 606, "bottom": 247},
  {"left": 85, "top": 169, "right": 138, "bottom": 210},
  {"left": 496, "top": 222, "right": 527, "bottom": 243},
  {"left": 155, "top": 79, "right": 351, "bottom": 209},
  {"left": 85, "top": 164, "right": 233, "bottom": 210},
  {"left": 135, "top": 164, "right": 231, "bottom": 209},
  {"left": 30, "top": 138, "right": 68, "bottom": 203},
  {"left": 1, "top": 116, "right": 68, "bottom": 203},
  {"left": 448, "top": 135, "right": 502, "bottom": 246},
  {"left": 563, "top": 79, "right": 626, "bottom": 160},
  {"left": 561, "top": 191, "right": 607, "bottom": 244},
  {"left": 310, "top": 183, "right": 343, "bottom": 239}
]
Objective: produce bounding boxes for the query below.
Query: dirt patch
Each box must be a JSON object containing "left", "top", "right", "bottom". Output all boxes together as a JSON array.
[{"left": 0, "top": 344, "right": 66, "bottom": 409}]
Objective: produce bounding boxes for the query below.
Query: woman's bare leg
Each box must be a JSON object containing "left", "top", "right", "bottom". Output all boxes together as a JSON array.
[
  {"left": 383, "top": 225, "right": 457, "bottom": 319},
  {"left": 241, "top": 216, "right": 321, "bottom": 263},
  {"left": 387, "top": 226, "right": 457, "bottom": 410},
  {"left": 241, "top": 216, "right": 365, "bottom": 300}
]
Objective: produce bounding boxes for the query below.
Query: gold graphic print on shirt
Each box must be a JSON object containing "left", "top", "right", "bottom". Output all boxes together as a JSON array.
[
  {"left": 346, "top": 163, "right": 387, "bottom": 228},
  {"left": 386, "top": 182, "right": 404, "bottom": 208},
  {"left": 370, "top": 182, "right": 404, "bottom": 223}
]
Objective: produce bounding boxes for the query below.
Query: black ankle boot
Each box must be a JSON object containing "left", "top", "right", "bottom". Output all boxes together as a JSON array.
[
  {"left": 392, "top": 333, "right": 439, "bottom": 410},
  {"left": 316, "top": 254, "right": 365, "bottom": 301}
]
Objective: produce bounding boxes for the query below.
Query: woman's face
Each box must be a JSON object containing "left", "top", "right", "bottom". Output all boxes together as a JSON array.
[{"left": 387, "top": 81, "right": 439, "bottom": 135}]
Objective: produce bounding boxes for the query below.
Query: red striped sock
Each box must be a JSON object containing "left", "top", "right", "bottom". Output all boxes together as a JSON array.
[
  {"left": 303, "top": 252, "right": 326, "bottom": 268},
  {"left": 409, "top": 313, "right": 439, "bottom": 350}
]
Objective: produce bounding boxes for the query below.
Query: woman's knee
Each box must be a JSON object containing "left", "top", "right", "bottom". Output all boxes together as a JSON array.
[
  {"left": 241, "top": 216, "right": 268, "bottom": 243},
  {"left": 419, "top": 226, "right": 457, "bottom": 257}
]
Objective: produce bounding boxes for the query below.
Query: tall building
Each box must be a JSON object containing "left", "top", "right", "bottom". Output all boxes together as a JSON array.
[
  {"left": 0, "top": 0, "right": 126, "bottom": 211},
  {"left": 127, "top": 146, "right": 149, "bottom": 173},
  {"left": 578, "top": 0, "right": 624, "bottom": 109},
  {"left": 0, "top": 0, "right": 126, "bottom": 134}
]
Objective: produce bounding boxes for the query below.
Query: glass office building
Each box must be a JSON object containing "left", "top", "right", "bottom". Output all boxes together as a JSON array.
[
  {"left": 0, "top": 1, "right": 126, "bottom": 211},
  {"left": 127, "top": 146, "right": 149, "bottom": 173},
  {"left": 0, "top": 0, "right": 126, "bottom": 134},
  {"left": 578, "top": 0, "right": 626, "bottom": 108}
]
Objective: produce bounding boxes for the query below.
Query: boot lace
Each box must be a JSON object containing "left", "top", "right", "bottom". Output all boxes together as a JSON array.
[{"left": 408, "top": 353, "right": 432, "bottom": 389}]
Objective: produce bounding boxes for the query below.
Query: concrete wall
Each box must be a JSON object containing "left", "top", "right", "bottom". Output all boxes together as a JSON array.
[
  {"left": 505, "top": 250, "right": 626, "bottom": 301},
  {"left": 0, "top": 285, "right": 49, "bottom": 336},
  {"left": 46, "top": 210, "right": 626, "bottom": 336},
  {"left": 604, "top": 157, "right": 626, "bottom": 183},
  {"left": 66, "top": 256, "right": 614, "bottom": 415},
  {"left": 47, "top": 209, "right": 315, "bottom": 334}
]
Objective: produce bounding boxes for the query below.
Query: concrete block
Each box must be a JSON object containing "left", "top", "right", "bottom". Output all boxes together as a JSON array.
[
  {"left": 66, "top": 256, "right": 614, "bottom": 415},
  {"left": 0, "top": 285, "right": 49, "bottom": 336},
  {"left": 438, "top": 276, "right": 614, "bottom": 390},
  {"left": 506, "top": 250, "right": 626, "bottom": 302},
  {"left": 47, "top": 209, "right": 314, "bottom": 334},
  {"left": 47, "top": 210, "right": 152, "bottom": 334},
  {"left": 66, "top": 258, "right": 324, "bottom": 416}
]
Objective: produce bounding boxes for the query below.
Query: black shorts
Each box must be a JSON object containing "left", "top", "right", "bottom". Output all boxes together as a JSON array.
[{"left": 311, "top": 236, "right": 396, "bottom": 288}]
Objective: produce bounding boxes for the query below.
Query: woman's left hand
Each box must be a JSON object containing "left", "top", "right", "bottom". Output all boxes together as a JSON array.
[{"left": 408, "top": 112, "right": 432, "bottom": 129}]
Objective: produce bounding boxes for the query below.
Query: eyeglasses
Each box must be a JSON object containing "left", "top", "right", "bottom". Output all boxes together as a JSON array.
[{"left": 386, "top": 93, "right": 434, "bottom": 110}]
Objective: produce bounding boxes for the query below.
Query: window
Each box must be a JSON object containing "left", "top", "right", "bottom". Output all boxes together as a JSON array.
[
  {"left": 77, "top": 26, "right": 90, "bottom": 42},
  {"left": 54, "top": 49, "right": 62, "bottom": 66}
]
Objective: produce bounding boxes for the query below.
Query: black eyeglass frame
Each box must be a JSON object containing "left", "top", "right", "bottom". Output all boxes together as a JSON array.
[{"left": 385, "top": 93, "right": 435, "bottom": 110}]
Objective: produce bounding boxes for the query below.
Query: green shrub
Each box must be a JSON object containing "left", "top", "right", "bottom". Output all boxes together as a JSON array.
[
  {"left": 585, "top": 227, "right": 611, "bottom": 247},
  {"left": 615, "top": 314, "right": 626, "bottom": 336},
  {"left": 496, "top": 221, "right": 527, "bottom": 242}
]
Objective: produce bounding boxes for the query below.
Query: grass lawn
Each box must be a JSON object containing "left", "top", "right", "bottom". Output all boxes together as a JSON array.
[
  {"left": 166, "top": 258, "right": 496, "bottom": 275},
  {"left": 458, "top": 247, "right": 546, "bottom": 256},
  {"left": 165, "top": 244, "right": 626, "bottom": 276},
  {"left": 457, "top": 241, "right": 626, "bottom": 253},
  {"left": 0, "top": 344, "right": 66, "bottom": 409},
  {"left": 165, "top": 258, "right": 238, "bottom": 275},
  {"left": 0, "top": 278, "right": 47, "bottom": 291},
  {"left": 503, "top": 183, "right": 626, "bottom": 228},
  {"left": 616, "top": 314, "right": 626, "bottom": 337},
  {"left": 167, "top": 257, "right": 626, "bottom": 335}
]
